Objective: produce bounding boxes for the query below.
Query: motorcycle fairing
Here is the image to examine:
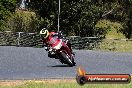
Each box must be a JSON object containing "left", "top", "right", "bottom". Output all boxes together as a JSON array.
[{"left": 53, "top": 39, "right": 62, "bottom": 50}]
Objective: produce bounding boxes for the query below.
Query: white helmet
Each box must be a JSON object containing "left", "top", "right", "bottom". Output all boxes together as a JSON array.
[{"left": 40, "top": 28, "right": 49, "bottom": 39}]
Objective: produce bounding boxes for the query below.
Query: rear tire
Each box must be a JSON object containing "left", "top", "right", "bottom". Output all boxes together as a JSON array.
[{"left": 60, "top": 51, "right": 74, "bottom": 67}]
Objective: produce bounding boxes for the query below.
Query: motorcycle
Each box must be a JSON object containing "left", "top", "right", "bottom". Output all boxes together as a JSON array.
[{"left": 45, "top": 38, "right": 76, "bottom": 67}]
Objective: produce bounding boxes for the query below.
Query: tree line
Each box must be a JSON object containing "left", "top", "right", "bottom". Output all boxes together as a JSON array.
[{"left": 0, "top": 0, "right": 132, "bottom": 38}]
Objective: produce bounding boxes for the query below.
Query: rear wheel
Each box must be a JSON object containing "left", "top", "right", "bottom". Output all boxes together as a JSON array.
[{"left": 60, "top": 51, "right": 74, "bottom": 67}]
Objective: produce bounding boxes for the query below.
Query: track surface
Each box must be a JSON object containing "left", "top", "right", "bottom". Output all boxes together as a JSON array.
[{"left": 0, "top": 46, "right": 132, "bottom": 80}]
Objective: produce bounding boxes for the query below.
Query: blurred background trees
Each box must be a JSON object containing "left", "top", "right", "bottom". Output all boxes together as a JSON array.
[
  {"left": 0, "top": 0, "right": 16, "bottom": 31},
  {"left": 0, "top": 0, "right": 132, "bottom": 39}
]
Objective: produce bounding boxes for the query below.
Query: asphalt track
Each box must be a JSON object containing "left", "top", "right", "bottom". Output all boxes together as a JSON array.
[{"left": 0, "top": 46, "right": 132, "bottom": 80}]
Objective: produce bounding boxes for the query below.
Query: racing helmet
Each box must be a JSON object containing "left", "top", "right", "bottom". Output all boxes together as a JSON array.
[{"left": 40, "top": 28, "right": 49, "bottom": 39}]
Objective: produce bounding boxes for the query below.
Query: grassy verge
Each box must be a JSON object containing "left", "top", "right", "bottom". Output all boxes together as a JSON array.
[
  {"left": 97, "top": 39, "right": 132, "bottom": 52},
  {"left": 0, "top": 79, "right": 131, "bottom": 88}
]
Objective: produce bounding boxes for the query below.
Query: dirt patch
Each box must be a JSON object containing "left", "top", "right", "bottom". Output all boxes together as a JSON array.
[
  {"left": 0, "top": 80, "right": 26, "bottom": 86},
  {"left": 0, "top": 79, "right": 76, "bottom": 86},
  {"left": 27, "top": 79, "right": 76, "bottom": 84}
]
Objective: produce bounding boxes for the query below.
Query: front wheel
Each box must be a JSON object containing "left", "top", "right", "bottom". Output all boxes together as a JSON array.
[{"left": 60, "top": 51, "right": 74, "bottom": 67}]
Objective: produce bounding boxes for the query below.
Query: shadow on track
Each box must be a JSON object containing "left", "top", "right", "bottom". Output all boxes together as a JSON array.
[{"left": 48, "top": 64, "right": 70, "bottom": 67}]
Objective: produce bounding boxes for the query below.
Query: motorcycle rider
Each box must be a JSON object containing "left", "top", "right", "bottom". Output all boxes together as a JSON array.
[{"left": 39, "top": 28, "right": 75, "bottom": 60}]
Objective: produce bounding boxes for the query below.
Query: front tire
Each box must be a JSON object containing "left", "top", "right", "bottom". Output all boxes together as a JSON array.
[{"left": 60, "top": 51, "right": 74, "bottom": 67}]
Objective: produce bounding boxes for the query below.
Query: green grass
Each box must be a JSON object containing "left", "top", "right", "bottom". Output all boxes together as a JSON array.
[
  {"left": 0, "top": 80, "right": 132, "bottom": 88},
  {"left": 97, "top": 39, "right": 132, "bottom": 52},
  {"left": 94, "top": 19, "right": 132, "bottom": 52}
]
